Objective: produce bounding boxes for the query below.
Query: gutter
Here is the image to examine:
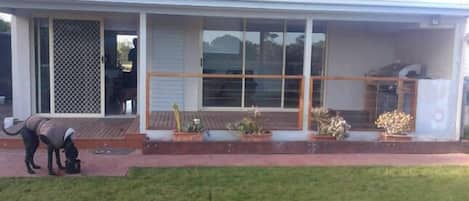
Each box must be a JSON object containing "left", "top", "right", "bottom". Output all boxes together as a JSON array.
[{"left": 1, "top": 0, "right": 469, "bottom": 16}]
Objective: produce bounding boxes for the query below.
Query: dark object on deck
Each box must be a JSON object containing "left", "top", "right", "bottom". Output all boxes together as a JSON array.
[{"left": 93, "top": 147, "right": 135, "bottom": 155}]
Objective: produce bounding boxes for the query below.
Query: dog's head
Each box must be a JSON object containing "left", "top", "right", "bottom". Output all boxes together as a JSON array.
[{"left": 63, "top": 131, "right": 80, "bottom": 174}]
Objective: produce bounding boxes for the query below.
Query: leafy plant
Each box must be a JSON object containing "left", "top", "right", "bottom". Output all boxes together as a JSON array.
[
  {"left": 375, "top": 110, "right": 413, "bottom": 135},
  {"left": 173, "top": 103, "right": 205, "bottom": 133},
  {"left": 227, "top": 106, "right": 270, "bottom": 135},
  {"left": 182, "top": 118, "right": 205, "bottom": 133},
  {"left": 311, "top": 107, "right": 350, "bottom": 140},
  {"left": 172, "top": 103, "right": 182, "bottom": 132}
]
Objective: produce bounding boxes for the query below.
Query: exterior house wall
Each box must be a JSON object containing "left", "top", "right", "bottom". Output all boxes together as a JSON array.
[
  {"left": 324, "top": 22, "right": 396, "bottom": 110},
  {"left": 395, "top": 29, "right": 454, "bottom": 79}
]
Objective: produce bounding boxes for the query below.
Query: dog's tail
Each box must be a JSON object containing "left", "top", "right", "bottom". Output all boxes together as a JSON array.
[{"left": 2, "top": 117, "right": 25, "bottom": 136}]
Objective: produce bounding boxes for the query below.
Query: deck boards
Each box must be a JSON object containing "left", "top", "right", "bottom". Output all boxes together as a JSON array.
[
  {"left": 0, "top": 115, "right": 137, "bottom": 139},
  {"left": 148, "top": 111, "right": 300, "bottom": 130}
]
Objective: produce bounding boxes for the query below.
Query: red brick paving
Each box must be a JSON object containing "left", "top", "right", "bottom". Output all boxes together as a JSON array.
[{"left": 1, "top": 149, "right": 469, "bottom": 177}]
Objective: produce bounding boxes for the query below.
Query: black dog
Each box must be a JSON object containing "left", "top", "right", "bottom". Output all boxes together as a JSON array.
[{"left": 2, "top": 116, "right": 80, "bottom": 175}]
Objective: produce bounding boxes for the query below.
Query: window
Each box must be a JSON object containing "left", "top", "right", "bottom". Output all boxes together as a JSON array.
[{"left": 202, "top": 18, "right": 327, "bottom": 108}]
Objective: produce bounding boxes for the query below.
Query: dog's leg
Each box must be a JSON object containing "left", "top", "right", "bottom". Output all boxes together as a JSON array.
[
  {"left": 22, "top": 132, "right": 35, "bottom": 174},
  {"left": 47, "top": 147, "right": 56, "bottom": 176},
  {"left": 30, "top": 134, "right": 41, "bottom": 169},
  {"left": 24, "top": 150, "right": 35, "bottom": 174},
  {"left": 54, "top": 149, "right": 65, "bottom": 170}
]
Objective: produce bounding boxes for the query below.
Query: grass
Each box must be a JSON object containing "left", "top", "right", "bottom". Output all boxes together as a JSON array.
[{"left": 1, "top": 167, "right": 469, "bottom": 201}]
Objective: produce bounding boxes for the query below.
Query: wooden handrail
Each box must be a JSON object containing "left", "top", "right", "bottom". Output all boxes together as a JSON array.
[{"left": 147, "top": 72, "right": 303, "bottom": 79}]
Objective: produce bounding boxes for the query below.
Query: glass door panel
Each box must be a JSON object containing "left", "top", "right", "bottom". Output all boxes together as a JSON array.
[
  {"left": 202, "top": 18, "right": 243, "bottom": 107},
  {"left": 311, "top": 22, "right": 327, "bottom": 107},
  {"left": 284, "top": 20, "right": 305, "bottom": 108},
  {"left": 245, "top": 19, "right": 283, "bottom": 107},
  {"left": 34, "top": 18, "right": 51, "bottom": 113}
]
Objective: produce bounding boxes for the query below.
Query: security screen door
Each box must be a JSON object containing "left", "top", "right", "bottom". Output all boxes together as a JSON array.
[{"left": 52, "top": 18, "right": 104, "bottom": 115}]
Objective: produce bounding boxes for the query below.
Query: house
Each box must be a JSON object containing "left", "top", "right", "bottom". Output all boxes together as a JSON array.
[{"left": 2, "top": 0, "right": 469, "bottom": 142}]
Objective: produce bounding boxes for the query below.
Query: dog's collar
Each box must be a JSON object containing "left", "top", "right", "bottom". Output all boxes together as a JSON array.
[{"left": 64, "top": 128, "right": 75, "bottom": 141}]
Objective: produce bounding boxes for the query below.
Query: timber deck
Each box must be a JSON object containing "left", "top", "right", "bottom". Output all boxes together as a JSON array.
[{"left": 148, "top": 111, "right": 301, "bottom": 130}]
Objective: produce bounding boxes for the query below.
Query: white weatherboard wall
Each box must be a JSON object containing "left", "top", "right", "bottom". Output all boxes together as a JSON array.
[
  {"left": 324, "top": 22, "right": 396, "bottom": 110},
  {"left": 149, "top": 15, "right": 202, "bottom": 111}
]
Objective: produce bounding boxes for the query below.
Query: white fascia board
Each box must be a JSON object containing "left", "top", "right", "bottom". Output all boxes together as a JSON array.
[{"left": 2, "top": 0, "right": 469, "bottom": 16}]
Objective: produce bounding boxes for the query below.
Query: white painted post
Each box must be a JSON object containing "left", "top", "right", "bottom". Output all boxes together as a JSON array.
[
  {"left": 11, "top": 14, "right": 32, "bottom": 120},
  {"left": 302, "top": 17, "right": 313, "bottom": 131},
  {"left": 138, "top": 12, "right": 148, "bottom": 133},
  {"left": 454, "top": 21, "right": 467, "bottom": 140}
]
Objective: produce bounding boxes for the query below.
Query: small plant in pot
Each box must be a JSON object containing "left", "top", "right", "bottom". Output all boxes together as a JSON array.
[
  {"left": 227, "top": 106, "right": 272, "bottom": 142},
  {"left": 375, "top": 110, "right": 413, "bottom": 142},
  {"left": 310, "top": 107, "right": 350, "bottom": 141},
  {"left": 172, "top": 103, "right": 205, "bottom": 142}
]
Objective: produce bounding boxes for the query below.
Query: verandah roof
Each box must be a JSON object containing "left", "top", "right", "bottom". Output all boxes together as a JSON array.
[{"left": 2, "top": 0, "right": 469, "bottom": 16}]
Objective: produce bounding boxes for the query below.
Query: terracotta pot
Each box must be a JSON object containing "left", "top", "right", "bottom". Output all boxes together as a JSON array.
[
  {"left": 239, "top": 131, "right": 272, "bottom": 142},
  {"left": 172, "top": 130, "right": 204, "bottom": 142},
  {"left": 379, "top": 132, "right": 412, "bottom": 142},
  {"left": 309, "top": 133, "right": 337, "bottom": 141}
]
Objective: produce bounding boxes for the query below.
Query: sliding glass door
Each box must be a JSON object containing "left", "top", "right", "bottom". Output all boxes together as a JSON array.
[
  {"left": 245, "top": 19, "right": 284, "bottom": 107},
  {"left": 202, "top": 18, "right": 326, "bottom": 109},
  {"left": 202, "top": 18, "right": 243, "bottom": 107}
]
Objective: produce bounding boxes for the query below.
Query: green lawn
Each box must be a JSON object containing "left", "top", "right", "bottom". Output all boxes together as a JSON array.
[{"left": 1, "top": 167, "right": 469, "bottom": 201}]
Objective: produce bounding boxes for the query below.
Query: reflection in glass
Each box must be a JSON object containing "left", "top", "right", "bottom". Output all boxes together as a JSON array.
[
  {"left": 245, "top": 78, "right": 282, "bottom": 107},
  {"left": 311, "top": 21, "right": 327, "bottom": 107},
  {"left": 244, "top": 19, "right": 283, "bottom": 107},
  {"left": 284, "top": 20, "right": 305, "bottom": 108},
  {"left": 245, "top": 19, "right": 284, "bottom": 75},
  {"left": 202, "top": 18, "right": 243, "bottom": 107},
  {"left": 201, "top": 18, "right": 328, "bottom": 109}
]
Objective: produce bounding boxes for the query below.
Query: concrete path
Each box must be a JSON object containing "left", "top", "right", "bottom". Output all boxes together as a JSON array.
[{"left": 1, "top": 149, "right": 469, "bottom": 177}]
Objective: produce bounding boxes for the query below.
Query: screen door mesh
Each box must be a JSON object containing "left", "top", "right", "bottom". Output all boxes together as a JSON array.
[{"left": 53, "top": 19, "right": 101, "bottom": 114}]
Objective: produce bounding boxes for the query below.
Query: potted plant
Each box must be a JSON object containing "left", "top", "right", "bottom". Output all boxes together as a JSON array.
[
  {"left": 227, "top": 106, "right": 272, "bottom": 142},
  {"left": 310, "top": 107, "right": 350, "bottom": 141},
  {"left": 375, "top": 110, "right": 413, "bottom": 142},
  {"left": 172, "top": 103, "right": 205, "bottom": 142}
]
